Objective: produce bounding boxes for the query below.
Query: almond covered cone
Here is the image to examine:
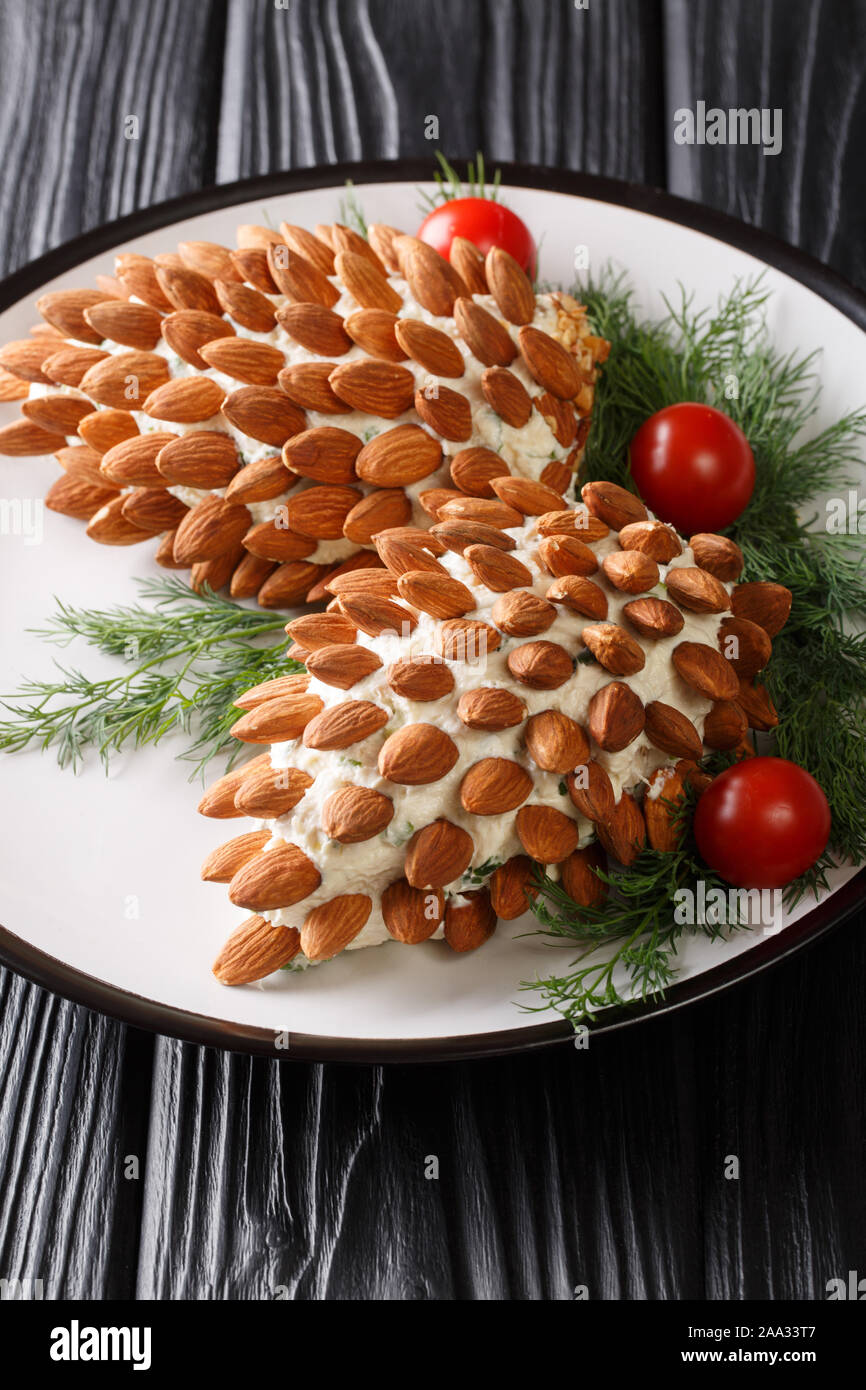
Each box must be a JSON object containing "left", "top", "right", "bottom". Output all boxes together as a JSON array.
[
  {"left": 201, "top": 479, "right": 790, "bottom": 983},
  {"left": 1, "top": 225, "right": 609, "bottom": 608}
]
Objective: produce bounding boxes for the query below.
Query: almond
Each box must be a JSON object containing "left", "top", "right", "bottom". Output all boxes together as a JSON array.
[
  {"left": 286, "top": 484, "right": 362, "bottom": 539},
  {"left": 232, "top": 245, "right": 278, "bottom": 291},
  {"left": 397, "top": 569, "right": 475, "bottom": 619},
  {"left": 356, "top": 423, "right": 442, "bottom": 486},
  {"left": 484, "top": 246, "right": 535, "bottom": 324},
  {"left": 224, "top": 455, "right": 291, "bottom": 504},
  {"left": 161, "top": 309, "right": 234, "bottom": 369},
  {"left": 232, "top": 674, "right": 310, "bottom": 710},
  {"left": 79, "top": 351, "right": 171, "bottom": 409},
  {"left": 588, "top": 681, "right": 646, "bottom": 752},
  {"left": 665, "top": 565, "right": 730, "bottom": 613},
  {"left": 375, "top": 534, "right": 445, "bottom": 577},
  {"left": 491, "top": 590, "right": 557, "bottom": 637},
  {"left": 327, "top": 568, "right": 400, "bottom": 599},
  {"left": 302, "top": 700, "right": 388, "bottom": 750},
  {"left": 437, "top": 495, "right": 523, "bottom": 529},
  {"left": 301, "top": 895, "right": 373, "bottom": 961},
  {"left": 284, "top": 611, "right": 358, "bottom": 651},
  {"left": 327, "top": 358, "right": 415, "bottom": 418},
  {"left": 566, "top": 760, "right": 615, "bottom": 822},
  {"left": 460, "top": 758, "right": 533, "bottom": 814},
  {"left": 537, "top": 535, "right": 599, "bottom": 577},
  {"left": 689, "top": 532, "right": 744, "bottom": 581},
  {"left": 405, "top": 820, "right": 474, "bottom": 889},
  {"left": 230, "top": 693, "right": 324, "bottom": 743},
  {"left": 122, "top": 488, "right": 188, "bottom": 532},
  {"left": 258, "top": 561, "right": 323, "bottom": 607},
  {"left": 334, "top": 250, "right": 402, "bottom": 313},
  {"left": 338, "top": 592, "right": 417, "bottom": 638},
  {"left": 444, "top": 890, "right": 497, "bottom": 953},
  {"left": 156, "top": 264, "right": 221, "bottom": 315},
  {"left": 452, "top": 296, "right": 516, "bottom": 366},
  {"left": 717, "top": 616, "right": 772, "bottom": 677},
  {"left": 621, "top": 597, "right": 685, "bottom": 640},
  {"left": 436, "top": 619, "right": 501, "bottom": 662},
  {"left": 305, "top": 643, "right": 382, "bottom": 690},
  {"left": 199, "top": 337, "right": 284, "bottom": 385},
  {"left": 173, "top": 494, "right": 252, "bottom": 563},
  {"left": 367, "top": 223, "right": 404, "bottom": 275},
  {"left": 414, "top": 383, "right": 473, "bottom": 441},
  {"left": 644, "top": 700, "right": 703, "bottom": 760},
  {"left": 277, "top": 302, "right": 351, "bottom": 356},
  {"left": 341, "top": 488, "right": 409, "bottom": 543},
  {"left": 560, "top": 843, "right": 608, "bottom": 908},
  {"left": 115, "top": 253, "right": 173, "bottom": 310},
  {"left": 214, "top": 278, "right": 276, "bottom": 333},
  {"left": 602, "top": 550, "right": 659, "bottom": 594},
  {"left": 156, "top": 431, "right": 239, "bottom": 488},
  {"left": 21, "top": 394, "right": 91, "bottom": 435},
  {"left": 55, "top": 443, "right": 108, "bottom": 488},
  {"left": 506, "top": 640, "right": 573, "bottom": 689},
  {"left": 321, "top": 786, "right": 394, "bottom": 843},
  {"left": 307, "top": 550, "right": 384, "bottom": 603},
  {"left": 230, "top": 551, "right": 276, "bottom": 599},
  {"left": 85, "top": 496, "right": 153, "bottom": 545},
  {"left": 490, "top": 476, "right": 569, "bottom": 516},
  {"left": 464, "top": 544, "right": 532, "bottom": 592},
  {"left": 83, "top": 300, "right": 163, "bottom": 350},
  {"left": 702, "top": 700, "right": 748, "bottom": 750},
  {"left": 383, "top": 656, "right": 453, "bottom": 703},
  {"left": 154, "top": 528, "right": 187, "bottom": 569},
  {"left": 190, "top": 540, "right": 245, "bottom": 594},
  {"left": 673, "top": 641, "right": 739, "bottom": 701},
  {"left": 581, "top": 480, "right": 647, "bottom": 529},
  {"left": 277, "top": 362, "right": 352, "bottom": 414},
  {"left": 480, "top": 367, "right": 531, "bottom": 427},
  {"left": 490, "top": 855, "right": 538, "bottom": 919},
  {"left": 36, "top": 288, "right": 105, "bottom": 342},
  {"left": 201, "top": 829, "right": 272, "bottom": 882},
  {"left": 735, "top": 680, "right": 779, "bottom": 731},
  {"left": 381, "top": 879, "right": 444, "bottom": 944},
  {"left": 212, "top": 917, "right": 301, "bottom": 986},
  {"left": 449, "top": 446, "right": 509, "bottom": 498},
  {"left": 77, "top": 408, "right": 140, "bottom": 456},
  {"left": 518, "top": 325, "right": 583, "bottom": 399},
  {"left": 279, "top": 223, "right": 336, "bottom": 274},
  {"left": 524, "top": 709, "right": 590, "bottom": 773},
  {"left": 404, "top": 241, "right": 466, "bottom": 316},
  {"left": 0, "top": 338, "right": 54, "bottom": 383},
  {"left": 198, "top": 754, "right": 271, "bottom": 818},
  {"left": 242, "top": 519, "right": 316, "bottom": 562},
  {"left": 449, "top": 237, "right": 488, "bottom": 295},
  {"left": 618, "top": 520, "right": 682, "bottom": 562},
  {"left": 228, "top": 842, "right": 321, "bottom": 912},
  {"left": 582, "top": 623, "right": 646, "bottom": 676},
  {"left": 532, "top": 508, "right": 610, "bottom": 542},
  {"left": 45, "top": 473, "right": 119, "bottom": 520},
  {"left": 42, "top": 345, "right": 109, "bottom": 388},
  {"left": 234, "top": 765, "right": 314, "bottom": 818},
  {"left": 100, "top": 432, "right": 178, "bottom": 486},
  {"left": 457, "top": 687, "right": 526, "bottom": 731},
  {"left": 516, "top": 805, "right": 579, "bottom": 863},
  {"left": 267, "top": 244, "right": 339, "bottom": 307},
  {"left": 178, "top": 239, "right": 242, "bottom": 282},
  {"left": 144, "top": 375, "right": 225, "bottom": 424},
  {"left": 223, "top": 385, "right": 307, "bottom": 447},
  {"left": 545, "top": 575, "right": 608, "bottom": 619},
  {"left": 282, "top": 426, "right": 362, "bottom": 484},
  {"left": 418, "top": 487, "right": 466, "bottom": 519},
  {"left": 431, "top": 519, "right": 516, "bottom": 555},
  {"left": 643, "top": 768, "right": 686, "bottom": 852},
  {"left": 731, "top": 581, "right": 792, "bottom": 637},
  {"left": 344, "top": 308, "right": 406, "bottom": 362},
  {"left": 596, "top": 792, "right": 646, "bottom": 867},
  {"left": 393, "top": 316, "right": 465, "bottom": 376},
  {"left": 378, "top": 724, "right": 459, "bottom": 784}
]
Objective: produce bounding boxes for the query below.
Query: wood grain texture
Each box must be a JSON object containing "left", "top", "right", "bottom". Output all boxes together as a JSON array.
[{"left": 1, "top": 0, "right": 866, "bottom": 1303}]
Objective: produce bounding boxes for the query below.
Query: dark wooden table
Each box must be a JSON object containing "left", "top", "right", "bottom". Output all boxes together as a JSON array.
[{"left": 2, "top": 0, "right": 865, "bottom": 1300}]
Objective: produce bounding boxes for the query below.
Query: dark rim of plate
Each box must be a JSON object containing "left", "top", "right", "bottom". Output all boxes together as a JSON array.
[{"left": 0, "top": 158, "right": 864, "bottom": 1062}]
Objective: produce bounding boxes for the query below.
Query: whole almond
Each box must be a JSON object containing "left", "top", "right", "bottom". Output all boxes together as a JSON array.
[
  {"left": 279, "top": 223, "right": 336, "bottom": 274},
  {"left": 491, "top": 590, "right": 557, "bottom": 637},
  {"left": 228, "top": 842, "right": 322, "bottom": 912},
  {"left": 199, "top": 337, "right": 284, "bottom": 386},
  {"left": 356, "top": 423, "right": 442, "bottom": 486},
  {"left": 192, "top": 542, "right": 247, "bottom": 594},
  {"left": 506, "top": 640, "right": 573, "bottom": 689},
  {"left": 537, "top": 535, "right": 599, "bottom": 577},
  {"left": 201, "top": 829, "right": 272, "bottom": 882},
  {"left": 285, "top": 484, "right": 362, "bottom": 539},
  {"left": 160, "top": 309, "right": 232, "bottom": 369},
  {"left": 375, "top": 533, "right": 446, "bottom": 577},
  {"left": 431, "top": 519, "right": 516, "bottom": 555},
  {"left": 665, "top": 565, "right": 730, "bottom": 613},
  {"left": 214, "top": 278, "right": 276, "bottom": 333},
  {"left": 449, "top": 446, "right": 509, "bottom": 498},
  {"left": 155, "top": 431, "right": 239, "bottom": 488},
  {"left": 378, "top": 724, "right": 459, "bottom": 784},
  {"left": 122, "top": 488, "right": 188, "bottom": 532},
  {"left": 460, "top": 758, "right": 533, "bottom": 814},
  {"left": 524, "top": 710, "right": 590, "bottom": 774},
  {"left": 622, "top": 597, "right": 685, "bottom": 640},
  {"left": 453, "top": 296, "right": 516, "bottom": 366},
  {"left": 285, "top": 611, "right": 358, "bottom": 650},
  {"left": 731, "top": 581, "right": 792, "bottom": 637},
  {"left": 449, "top": 237, "right": 489, "bottom": 295},
  {"left": 735, "top": 680, "right": 779, "bottom": 731},
  {"left": 212, "top": 917, "right": 301, "bottom": 986},
  {"left": 338, "top": 592, "right": 417, "bottom": 638},
  {"left": 444, "top": 890, "right": 497, "bottom": 953},
  {"left": 533, "top": 508, "right": 610, "bottom": 541},
  {"left": 644, "top": 700, "right": 704, "bottom": 760},
  {"left": 582, "top": 623, "right": 646, "bottom": 676},
  {"left": 277, "top": 302, "right": 351, "bottom": 356},
  {"left": 79, "top": 351, "right": 171, "bottom": 409},
  {"left": 516, "top": 805, "right": 579, "bottom": 863},
  {"left": 566, "top": 760, "right": 615, "bottom": 822},
  {"left": 689, "top": 532, "right": 744, "bottom": 581},
  {"left": 437, "top": 495, "right": 523, "bottom": 529},
  {"left": 437, "top": 618, "right": 501, "bottom": 661},
  {"left": 156, "top": 264, "right": 221, "bottom": 314},
  {"left": 464, "top": 544, "right": 532, "bottom": 592},
  {"left": 418, "top": 487, "right": 468, "bottom": 519},
  {"left": 588, "top": 681, "right": 646, "bottom": 752},
  {"left": 36, "top": 288, "right": 105, "bottom": 343},
  {"left": 405, "top": 820, "right": 474, "bottom": 889},
  {"left": 277, "top": 362, "right": 352, "bottom": 414},
  {"left": 414, "top": 383, "right": 473, "bottom": 441},
  {"left": 332, "top": 223, "right": 388, "bottom": 274},
  {"left": 518, "top": 325, "right": 583, "bottom": 399},
  {"left": 602, "top": 550, "right": 659, "bottom": 594},
  {"left": 230, "top": 692, "right": 324, "bottom": 743},
  {"left": 98, "top": 432, "right": 177, "bottom": 487},
  {"left": 54, "top": 443, "right": 110, "bottom": 488},
  {"left": 717, "top": 615, "right": 772, "bottom": 677},
  {"left": 305, "top": 643, "right": 383, "bottom": 690},
  {"left": 155, "top": 528, "right": 188, "bottom": 570},
  {"left": 457, "top": 687, "right": 526, "bottom": 731},
  {"left": 619, "top": 520, "right": 682, "bottom": 562},
  {"left": 307, "top": 550, "right": 384, "bottom": 603},
  {"left": 21, "top": 395, "right": 91, "bottom": 435},
  {"left": 234, "top": 764, "right": 314, "bottom": 818},
  {"left": 258, "top": 561, "right": 323, "bottom": 607},
  {"left": 367, "top": 223, "right": 404, "bottom": 275},
  {"left": 343, "top": 488, "right": 412, "bottom": 543},
  {"left": 335, "top": 250, "right": 401, "bottom": 312},
  {"left": 267, "top": 244, "right": 339, "bottom": 307},
  {"left": 232, "top": 245, "right": 278, "bottom": 291},
  {"left": 702, "top": 700, "right": 748, "bottom": 750},
  {"left": 545, "top": 575, "right": 608, "bottom": 619},
  {"left": 582, "top": 480, "right": 647, "bottom": 529},
  {"left": 83, "top": 299, "right": 163, "bottom": 350},
  {"left": 381, "top": 879, "right": 444, "bottom": 944},
  {"left": 178, "top": 238, "right": 241, "bottom": 281},
  {"left": 643, "top": 767, "right": 686, "bottom": 852},
  {"left": 115, "top": 253, "right": 173, "bottom": 310},
  {"left": 344, "top": 308, "right": 406, "bottom": 362},
  {"left": 224, "top": 455, "right": 292, "bottom": 504},
  {"left": 484, "top": 246, "right": 535, "bottom": 324},
  {"left": 329, "top": 359, "right": 416, "bottom": 417},
  {"left": 45, "top": 473, "right": 119, "bottom": 520},
  {"left": 394, "top": 317, "right": 465, "bottom": 377},
  {"left": 673, "top": 641, "right": 739, "bottom": 701},
  {"left": 481, "top": 367, "right": 532, "bottom": 427},
  {"left": 397, "top": 568, "right": 475, "bottom": 618},
  {"left": 173, "top": 493, "right": 252, "bottom": 563},
  {"left": 387, "top": 656, "right": 455, "bottom": 702},
  {"left": 321, "top": 786, "right": 394, "bottom": 843},
  {"left": 232, "top": 673, "right": 310, "bottom": 710},
  {"left": 404, "top": 242, "right": 466, "bottom": 316},
  {"left": 85, "top": 495, "right": 153, "bottom": 545},
  {"left": 198, "top": 753, "right": 271, "bottom": 818},
  {"left": 560, "top": 843, "right": 608, "bottom": 908},
  {"left": 0, "top": 338, "right": 54, "bottom": 383},
  {"left": 143, "top": 375, "right": 225, "bottom": 423},
  {"left": 242, "top": 519, "right": 316, "bottom": 562},
  {"left": 490, "top": 856, "right": 538, "bottom": 920},
  {"left": 490, "top": 476, "right": 569, "bottom": 516},
  {"left": 42, "top": 345, "right": 109, "bottom": 388},
  {"left": 77, "top": 408, "right": 139, "bottom": 456},
  {"left": 596, "top": 792, "right": 646, "bottom": 867},
  {"left": 283, "top": 426, "right": 362, "bottom": 484}
]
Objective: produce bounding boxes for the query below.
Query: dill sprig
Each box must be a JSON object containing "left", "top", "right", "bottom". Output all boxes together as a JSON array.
[
  {"left": 417, "top": 151, "right": 502, "bottom": 212},
  {"left": 0, "top": 576, "right": 300, "bottom": 776},
  {"left": 338, "top": 179, "right": 368, "bottom": 237}
]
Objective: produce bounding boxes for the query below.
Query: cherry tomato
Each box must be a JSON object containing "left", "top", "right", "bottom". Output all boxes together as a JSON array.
[
  {"left": 694, "top": 757, "right": 831, "bottom": 889},
  {"left": 629, "top": 402, "right": 755, "bottom": 533},
  {"left": 417, "top": 198, "right": 535, "bottom": 276}
]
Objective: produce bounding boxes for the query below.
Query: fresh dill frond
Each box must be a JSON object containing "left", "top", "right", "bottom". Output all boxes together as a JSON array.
[
  {"left": 338, "top": 179, "right": 368, "bottom": 237},
  {"left": 416, "top": 150, "right": 502, "bottom": 212}
]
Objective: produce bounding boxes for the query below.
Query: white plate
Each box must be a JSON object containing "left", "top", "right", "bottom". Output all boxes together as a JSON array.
[{"left": 0, "top": 164, "right": 863, "bottom": 1059}]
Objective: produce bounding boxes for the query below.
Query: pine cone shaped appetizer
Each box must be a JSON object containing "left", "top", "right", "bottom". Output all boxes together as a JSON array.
[
  {"left": 0, "top": 223, "right": 609, "bottom": 608},
  {"left": 201, "top": 479, "right": 791, "bottom": 985}
]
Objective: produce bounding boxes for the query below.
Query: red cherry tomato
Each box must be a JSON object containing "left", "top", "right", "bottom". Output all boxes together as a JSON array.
[
  {"left": 417, "top": 198, "right": 535, "bottom": 277},
  {"left": 629, "top": 402, "right": 755, "bottom": 533},
  {"left": 694, "top": 757, "right": 831, "bottom": 889}
]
